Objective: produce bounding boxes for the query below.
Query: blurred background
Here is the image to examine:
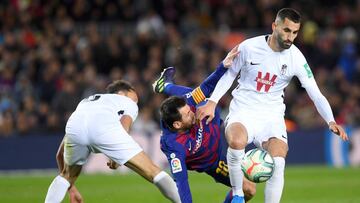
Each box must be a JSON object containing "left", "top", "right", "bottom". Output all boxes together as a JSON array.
[{"left": 0, "top": 0, "right": 359, "bottom": 171}]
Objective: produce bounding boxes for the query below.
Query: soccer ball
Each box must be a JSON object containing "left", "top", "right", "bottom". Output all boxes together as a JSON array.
[{"left": 241, "top": 148, "right": 275, "bottom": 183}]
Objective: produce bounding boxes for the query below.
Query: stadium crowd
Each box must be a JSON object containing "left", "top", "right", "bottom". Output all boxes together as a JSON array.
[{"left": 0, "top": 0, "right": 359, "bottom": 137}]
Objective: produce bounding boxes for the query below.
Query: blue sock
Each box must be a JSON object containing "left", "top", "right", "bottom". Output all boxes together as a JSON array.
[{"left": 223, "top": 190, "right": 233, "bottom": 203}]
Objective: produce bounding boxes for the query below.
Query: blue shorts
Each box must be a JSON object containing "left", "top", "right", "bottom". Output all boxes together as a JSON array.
[{"left": 205, "top": 150, "right": 231, "bottom": 187}]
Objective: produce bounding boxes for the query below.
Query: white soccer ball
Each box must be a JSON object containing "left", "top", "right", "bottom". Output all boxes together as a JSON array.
[{"left": 241, "top": 148, "right": 275, "bottom": 183}]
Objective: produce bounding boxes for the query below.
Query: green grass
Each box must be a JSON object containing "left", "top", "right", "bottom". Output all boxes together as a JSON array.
[{"left": 0, "top": 166, "right": 359, "bottom": 203}]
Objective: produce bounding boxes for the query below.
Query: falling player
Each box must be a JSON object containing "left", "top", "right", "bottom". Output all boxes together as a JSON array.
[{"left": 153, "top": 46, "right": 255, "bottom": 203}]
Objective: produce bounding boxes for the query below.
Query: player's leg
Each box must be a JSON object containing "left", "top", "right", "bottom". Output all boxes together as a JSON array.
[
  {"left": 164, "top": 84, "right": 193, "bottom": 96},
  {"left": 153, "top": 67, "right": 176, "bottom": 93},
  {"left": 262, "top": 138, "right": 288, "bottom": 203},
  {"left": 45, "top": 135, "right": 88, "bottom": 203},
  {"left": 223, "top": 177, "right": 256, "bottom": 203},
  {"left": 243, "top": 178, "right": 256, "bottom": 202},
  {"left": 222, "top": 180, "right": 256, "bottom": 203},
  {"left": 54, "top": 138, "right": 83, "bottom": 203},
  {"left": 225, "top": 122, "right": 248, "bottom": 203},
  {"left": 124, "top": 151, "right": 181, "bottom": 203},
  {"left": 153, "top": 67, "right": 194, "bottom": 96},
  {"left": 206, "top": 153, "right": 256, "bottom": 203},
  {"left": 95, "top": 127, "right": 180, "bottom": 203},
  {"left": 45, "top": 163, "right": 83, "bottom": 203},
  {"left": 45, "top": 131, "right": 89, "bottom": 203}
]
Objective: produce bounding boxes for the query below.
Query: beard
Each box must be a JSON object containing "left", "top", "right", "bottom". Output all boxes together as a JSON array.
[
  {"left": 277, "top": 36, "right": 293, "bottom": 49},
  {"left": 181, "top": 121, "right": 194, "bottom": 131}
]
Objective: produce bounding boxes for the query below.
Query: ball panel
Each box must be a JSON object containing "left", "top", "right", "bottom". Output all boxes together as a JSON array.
[{"left": 241, "top": 148, "right": 275, "bottom": 183}]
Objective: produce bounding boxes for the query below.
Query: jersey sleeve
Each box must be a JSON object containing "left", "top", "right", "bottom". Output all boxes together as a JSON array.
[
  {"left": 122, "top": 99, "right": 139, "bottom": 121},
  {"left": 160, "top": 138, "right": 192, "bottom": 203},
  {"left": 209, "top": 44, "right": 245, "bottom": 103},
  {"left": 294, "top": 50, "right": 335, "bottom": 124},
  {"left": 293, "top": 50, "right": 316, "bottom": 89},
  {"left": 184, "top": 62, "right": 229, "bottom": 106}
]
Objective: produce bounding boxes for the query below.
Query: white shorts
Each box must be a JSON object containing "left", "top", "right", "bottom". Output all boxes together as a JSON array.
[
  {"left": 225, "top": 103, "right": 288, "bottom": 148},
  {"left": 63, "top": 112, "right": 143, "bottom": 166}
]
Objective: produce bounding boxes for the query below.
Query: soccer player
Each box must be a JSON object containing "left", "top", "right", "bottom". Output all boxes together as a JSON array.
[
  {"left": 196, "top": 8, "right": 349, "bottom": 203},
  {"left": 44, "top": 80, "right": 181, "bottom": 203},
  {"left": 153, "top": 46, "right": 256, "bottom": 203}
]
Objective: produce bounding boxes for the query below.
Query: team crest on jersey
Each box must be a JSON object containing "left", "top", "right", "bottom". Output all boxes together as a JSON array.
[
  {"left": 170, "top": 153, "right": 176, "bottom": 159},
  {"left": 170, "top": 158, "right": 182, "bottom": 173},
  {"left": 281, "top": 64, "right": 287, "bottom": 75}
]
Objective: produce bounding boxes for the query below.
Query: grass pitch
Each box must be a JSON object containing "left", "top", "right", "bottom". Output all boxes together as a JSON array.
[{"left": 0, "top": 166, "right": 359, "bottom": 203}]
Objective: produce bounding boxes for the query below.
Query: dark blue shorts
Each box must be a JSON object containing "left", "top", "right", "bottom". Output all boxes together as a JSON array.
[{"left": 205, "top": 152, "right": 231, "bottom": 187}]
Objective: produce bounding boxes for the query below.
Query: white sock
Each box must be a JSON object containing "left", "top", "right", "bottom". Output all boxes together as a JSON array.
[
  {"left": 153, "top": 171, "right": 181, "bottom": 203},
  {"left": 227, "top": 147, "right": 245, "bottom": 196},
  {"left": 45, "top": 175, "right": 70, "bottom": 203},
  {"left": 265, "top": 157, "right": 285, "bottom": 203}
]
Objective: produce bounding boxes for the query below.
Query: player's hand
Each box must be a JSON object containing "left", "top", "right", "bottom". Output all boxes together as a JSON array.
[
  {"left": 196, "top": 100, "right": 217, "bottom": 125},
  {"left": 329, "top": 121, "right": 348, "bottom": 141},
  {"left": 68, "top": 185, "right": 83, "bottom": 203},
  {"left": 223, "top": 45, "right": 239, "bottom": 68},
  {"left": 107, "top": 159, "right": 120, "bottom": 170}
]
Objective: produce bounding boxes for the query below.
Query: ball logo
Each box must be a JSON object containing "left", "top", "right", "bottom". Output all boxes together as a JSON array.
[{"left": 171, "top": 158, "right": 182, "bottom": 173}]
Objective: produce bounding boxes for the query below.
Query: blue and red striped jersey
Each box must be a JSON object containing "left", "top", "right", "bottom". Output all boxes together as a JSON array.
[{"left": 160, "top": 63, "right": 227, "bottom": 203}]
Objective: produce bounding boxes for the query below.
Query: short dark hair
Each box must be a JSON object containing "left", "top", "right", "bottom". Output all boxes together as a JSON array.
[
  {"left": 276, "top": 8, "right": 301, "bottom": 23},
  {"left": 160, "top": 96, "right": 186, "bottom": 131},
  {"left": 106, "top": 80, "right": 136, "bottom": 93}
]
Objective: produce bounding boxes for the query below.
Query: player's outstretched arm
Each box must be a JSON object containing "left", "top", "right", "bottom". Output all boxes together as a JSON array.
[
  {"left": 120, "top": 115, "right": 133, "bottom": 133},
  {"left": 328, "top": 121, "right": 348, "bottom": 141},
  {"left": 223, "top": 45, "right": 239, "bottom": 68},
  {"left": 303, "top": 81, "right": 348, "bottom": 141},
  {"left": 196, "top": 46, "right": 239, "bottom": 99}
]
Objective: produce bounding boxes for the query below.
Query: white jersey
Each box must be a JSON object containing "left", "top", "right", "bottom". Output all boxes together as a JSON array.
[
  {"left": 232, "top": 35, "right": 313, "bottom": 111},
  {"left": 64, "top": 93, "right": 142, "bottom": 166},
  {"left": 74, "top": 94, "right": 138, "bottom": 122},
  {"left": 210, "top": 35, "right": 335, "bottom": 123}
]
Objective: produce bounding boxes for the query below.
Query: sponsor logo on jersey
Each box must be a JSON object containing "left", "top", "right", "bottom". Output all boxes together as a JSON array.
[
  {"left": 303, "top": 63, "right": 313, "bottom": 78},
  {"left": 250, "top": 61, "right": 260, "bottom": 65},
  {"left": 255, "top": 71, "right": 277, "bottom": 92},
  {"left": 281, "top": 64, "right": 287, "bottom": 75},
  {"left": 187, "top": 141, "right": 192, "bottom": 151},
  {"left": 190, "top": 127, "right": 203, "bottom": 154},
  {"left": 170, "top": 158, "right": 182, "bottom": 173}
]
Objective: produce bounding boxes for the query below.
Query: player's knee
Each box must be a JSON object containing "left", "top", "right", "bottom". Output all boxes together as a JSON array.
[
  {"left": 227, "top": 136, "right": 247, "bottom": 149},
  {"left": 226, "top": 130, "right": 247, "bottom": 149},
  {"left": 265, "top": 138, "right": 288, "bottom": 157},
  {"left": 225, "top": 124, "right": 247, "bottom": 149},
  {"left": 271, "top": 147, "right": 288, "bottom": 158},
  {"left": 56, "top": 151, "right": 62, "bottom": 161}
]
